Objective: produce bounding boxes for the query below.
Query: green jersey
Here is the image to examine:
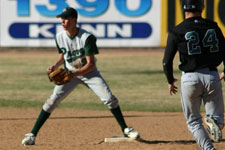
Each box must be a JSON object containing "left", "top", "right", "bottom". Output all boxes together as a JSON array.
[{"left": 55, "top": 28, "right": 99, "bottom": 72}]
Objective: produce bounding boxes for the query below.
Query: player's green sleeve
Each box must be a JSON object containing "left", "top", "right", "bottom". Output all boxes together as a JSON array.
[
  {"left": 55, "top": 38, "right": 63, "bottom": 54},
  {"left": 84, "top": 35, "right": 99, "bottom": 56}
]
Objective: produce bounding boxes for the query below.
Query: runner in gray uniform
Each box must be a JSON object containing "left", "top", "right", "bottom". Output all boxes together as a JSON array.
[
  {"left": 22, "top": 7, "right": 139, "bottom": 145},
  {"left": 163, "top": 0, "right": 225, "bottom": 150}
]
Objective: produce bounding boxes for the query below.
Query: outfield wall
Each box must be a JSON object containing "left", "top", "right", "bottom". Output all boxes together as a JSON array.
[{"left": 0, "top": 0, "right": 224, "bottom": 48}]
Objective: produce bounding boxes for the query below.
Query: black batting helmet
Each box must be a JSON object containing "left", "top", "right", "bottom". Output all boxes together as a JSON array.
[{"left": 182, "top": 0, "right": 204, "bottom": 12}]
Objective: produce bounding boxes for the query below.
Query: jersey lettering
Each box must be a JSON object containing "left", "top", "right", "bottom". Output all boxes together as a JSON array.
[
  {"left": 66, "top": 49, "right": 85, "bottom": 63},
  {"left": 185, "top": 29, "right": 219, "bottom": 55}
]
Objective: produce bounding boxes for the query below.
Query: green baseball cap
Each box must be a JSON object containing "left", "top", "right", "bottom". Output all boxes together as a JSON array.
[{"left": 56, "top": 7, "right": 78, "bottom": 18}]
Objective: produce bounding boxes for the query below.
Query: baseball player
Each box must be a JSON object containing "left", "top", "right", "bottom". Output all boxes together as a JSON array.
[
  {"left": 22, "top": 7, "right": 140, "bottom": 145},
  {"left": 163, "top": 0, "right": 225, "bottom": 150}
]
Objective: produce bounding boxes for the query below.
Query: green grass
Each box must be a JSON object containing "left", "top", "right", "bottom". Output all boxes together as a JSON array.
[{"left": 0, "top": 49, "right": 224, "bottom": 112}]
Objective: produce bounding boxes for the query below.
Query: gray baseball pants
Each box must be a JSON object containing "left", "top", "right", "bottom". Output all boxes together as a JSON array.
[
  {"left": 180, "top": 68, "right": 224, "bottom": 150},
  {"left": 43, "top": 68, "right": 119, "bottom": 113}
]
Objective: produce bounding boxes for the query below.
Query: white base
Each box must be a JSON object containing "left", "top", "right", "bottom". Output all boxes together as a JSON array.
[{"left": 104, "top": 136, "right": 137, "bottom": 142}]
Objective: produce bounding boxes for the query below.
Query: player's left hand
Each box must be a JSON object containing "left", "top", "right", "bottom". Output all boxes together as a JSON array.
[
  {"left": 168, "top": 79, "right": 178, "bottom": 95},
  {"left": 220, "top": 72, "right": 225, "bottom": 82}
]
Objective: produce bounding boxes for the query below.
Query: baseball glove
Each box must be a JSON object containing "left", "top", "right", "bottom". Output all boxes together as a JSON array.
[{"left": 48, "top": 68, "right": 74, "bottom": 85}]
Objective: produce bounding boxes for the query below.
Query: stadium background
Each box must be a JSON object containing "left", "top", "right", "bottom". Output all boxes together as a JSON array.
[{"left": 1, "top": 0, "right": 225, "bottom": 48}]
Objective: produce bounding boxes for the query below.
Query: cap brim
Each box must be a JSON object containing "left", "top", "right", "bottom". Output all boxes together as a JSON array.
[
  {"left": 56, "top": 11, "right": 68, "bottom": 18},
  {"left": 56, "top": 14, "right": 76, "bottom": 18},
  {"left": 56, "top": 15, "right": 62, "bottom": 18},
  {"left": 56, "top": 13, "right": 67, "bottom": 18}
]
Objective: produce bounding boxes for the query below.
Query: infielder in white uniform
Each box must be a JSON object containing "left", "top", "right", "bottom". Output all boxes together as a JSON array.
[{"left": 22, "top": 7, "right": 140, "bottom": 145}]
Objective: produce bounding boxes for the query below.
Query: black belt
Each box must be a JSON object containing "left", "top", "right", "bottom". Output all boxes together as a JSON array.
[
  {"left": 209, "top": 67, "right": 218, "bottom": 71},
  {"left": 184, "top": 67, "right": 217, "bottom": 73}
]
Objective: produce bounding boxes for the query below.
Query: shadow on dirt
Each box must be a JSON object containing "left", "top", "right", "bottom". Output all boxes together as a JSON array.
[
  {"left": 137, "top": 138, "right": 225, "bottom": 144},
  {"left": 0, "top": 115, "right": 145, "bottom": 121}
]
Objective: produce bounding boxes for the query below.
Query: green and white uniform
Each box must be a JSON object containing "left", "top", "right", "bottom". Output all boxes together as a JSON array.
[
  {"left": 55, "top": 29, "right": 97, "bottom": 72},
  {"left": 43, "top": 28, "right": 119, "bottom": 113}
]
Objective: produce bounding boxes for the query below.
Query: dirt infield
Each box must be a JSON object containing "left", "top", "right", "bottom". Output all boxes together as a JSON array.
[{"left": 0, "top": 108, "right": 225, "bottom": 150}]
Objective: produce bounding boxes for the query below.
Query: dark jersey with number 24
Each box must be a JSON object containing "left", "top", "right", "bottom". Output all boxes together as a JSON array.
[{"left": 163, "top": 17, "right": 225, "bottom": 84}]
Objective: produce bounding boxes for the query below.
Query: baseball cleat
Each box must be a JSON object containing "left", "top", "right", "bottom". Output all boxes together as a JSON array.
[
  {"left": 200, "top": 148, "right": 216, "bottom": 150},
  {"left": 22, "top": 133, "right": 36, "bottom": 145},
  {"left": 205, "top": 115, "right": 222, "bottom": 142},
  {"left": 124, "top": 127, "right": 140, "bottom": 139}
]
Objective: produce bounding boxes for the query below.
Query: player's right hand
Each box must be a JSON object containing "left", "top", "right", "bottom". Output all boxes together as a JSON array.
[
  {"left": 168, "top": 79, "right": 178, "bottom": 95},
  {"left": 220, "top": 72, "right": 225, "bottom": 82},
  {"left": 47, "top": 65, "right": 55, "bottom": 73}
]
